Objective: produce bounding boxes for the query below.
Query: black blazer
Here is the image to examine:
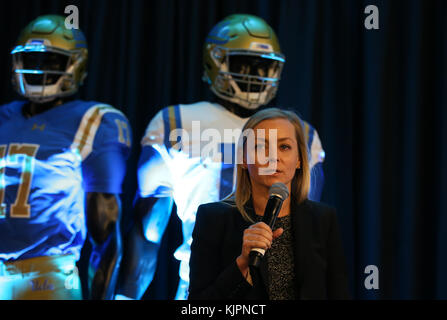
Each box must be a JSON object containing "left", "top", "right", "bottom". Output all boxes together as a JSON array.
[{"left": 188, "top": 199, "right": 350, "bottom": 300}]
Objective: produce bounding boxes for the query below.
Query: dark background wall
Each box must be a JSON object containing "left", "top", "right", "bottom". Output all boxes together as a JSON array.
[{"left": 0, "top": 0, "right": 445, "bottom": 299}]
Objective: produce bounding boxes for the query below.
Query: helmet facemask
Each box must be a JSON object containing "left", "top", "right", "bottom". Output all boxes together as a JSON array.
[
  {"left": 11, "top": 43, "right": 86, "bottom": 103},
  {"left": 210, "top": 47, "right": 285, "bottom": 110}
]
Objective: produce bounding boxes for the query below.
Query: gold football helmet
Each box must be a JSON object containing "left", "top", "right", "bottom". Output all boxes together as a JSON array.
[
  {"left": 11, "top": 15, "right": 88, "bottom": 103},
  {"left": 203, "top": 14, "right": 285, "bottom": 110}
]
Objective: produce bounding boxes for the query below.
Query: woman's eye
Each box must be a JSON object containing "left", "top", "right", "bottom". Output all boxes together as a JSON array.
[{"left": 280, "top": 144, "right": 291, "bottom": 150}]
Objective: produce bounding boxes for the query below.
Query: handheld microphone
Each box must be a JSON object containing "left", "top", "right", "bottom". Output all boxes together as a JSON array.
[{"left": 249, "top": 182, "right": 289, "bottom": 268}]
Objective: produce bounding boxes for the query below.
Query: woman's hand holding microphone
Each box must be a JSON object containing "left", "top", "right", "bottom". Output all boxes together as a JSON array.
[{"left": 236, "top": 222, "right": 283, "bottom": 285}]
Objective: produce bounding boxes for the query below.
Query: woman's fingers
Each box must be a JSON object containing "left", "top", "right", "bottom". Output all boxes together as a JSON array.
[
  {"left": 242, "top": 222, "right": 273, "bottom": 251},
  {"left": 241, "top": 222, "right": 284, "bottom": 260},
  {"left": 272, "top": 227, "right": 284, "bottom": 240},
  {"left": 243, "top": 235, "right": 271, "bottom": 249},
  {"left": 250, "top": 222, "right": 272, "bottom": 233},
  {"left": 244, "top": 241, "right": 270, "bottom": 253},
  {"left": 245, "top": 226, "right": 272, "bottom": 242}
]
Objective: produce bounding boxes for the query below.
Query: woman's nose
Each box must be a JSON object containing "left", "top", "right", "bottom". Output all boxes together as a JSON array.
[{"left": 267, "top": 151, "right": 279, "bottom": 163}]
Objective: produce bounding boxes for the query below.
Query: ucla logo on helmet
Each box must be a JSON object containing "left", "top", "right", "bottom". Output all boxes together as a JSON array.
[{"left": 249, "top": 42, "right": 273, "bottom": 53}]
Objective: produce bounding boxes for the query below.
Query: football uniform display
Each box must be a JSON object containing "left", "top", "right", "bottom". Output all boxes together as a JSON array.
[{"left": 0, "top": 100, "right": 131, "bottom": 299}]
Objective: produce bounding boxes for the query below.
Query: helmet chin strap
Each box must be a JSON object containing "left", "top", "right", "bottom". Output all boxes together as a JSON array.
[{"left": 214, "top": 96, "right": 261, "bottom": 119}]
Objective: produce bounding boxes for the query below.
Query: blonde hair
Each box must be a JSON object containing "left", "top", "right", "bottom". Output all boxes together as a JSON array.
[{"left": 233, "top": 108, "right": 310, "bottom": 222}]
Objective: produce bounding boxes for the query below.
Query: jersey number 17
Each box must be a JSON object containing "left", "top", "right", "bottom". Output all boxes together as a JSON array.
[{"left": 0, "top": 144, "right": 39, "bottom": 219}]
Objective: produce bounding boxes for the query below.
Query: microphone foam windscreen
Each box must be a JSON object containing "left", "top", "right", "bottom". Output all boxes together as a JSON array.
[{"left": 269, "top": 182, "right": 289, "bottom": 200}]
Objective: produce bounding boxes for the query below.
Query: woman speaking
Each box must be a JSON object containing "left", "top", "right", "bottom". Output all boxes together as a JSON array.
[{"left": 189, "top": 108, "right": 350, "bottom": 300}]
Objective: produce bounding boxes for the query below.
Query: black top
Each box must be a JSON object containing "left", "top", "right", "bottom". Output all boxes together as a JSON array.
[
  {"left": 264, "top": 215, "right": 297, "bottom": 300},
  {"left": 188, "top": 198, "right": 351, "bottom": 300}
]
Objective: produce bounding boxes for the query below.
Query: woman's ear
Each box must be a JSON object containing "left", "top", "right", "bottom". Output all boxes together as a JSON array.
[{"left": 296, "top": 159, "right": 301, "bottom": 170}]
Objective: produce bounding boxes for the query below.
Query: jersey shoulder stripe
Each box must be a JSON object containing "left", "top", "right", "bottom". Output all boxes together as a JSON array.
[
  {"left": 162, "top": 104, "right": 182, "bottom": 149},
  {"left": 70, "top": 104, "right": 124, "bottom": 160}
]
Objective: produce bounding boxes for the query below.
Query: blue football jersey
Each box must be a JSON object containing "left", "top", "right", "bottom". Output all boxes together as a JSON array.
[{"left": 0, "top": 100, "right": 132, "bottom": 262}]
